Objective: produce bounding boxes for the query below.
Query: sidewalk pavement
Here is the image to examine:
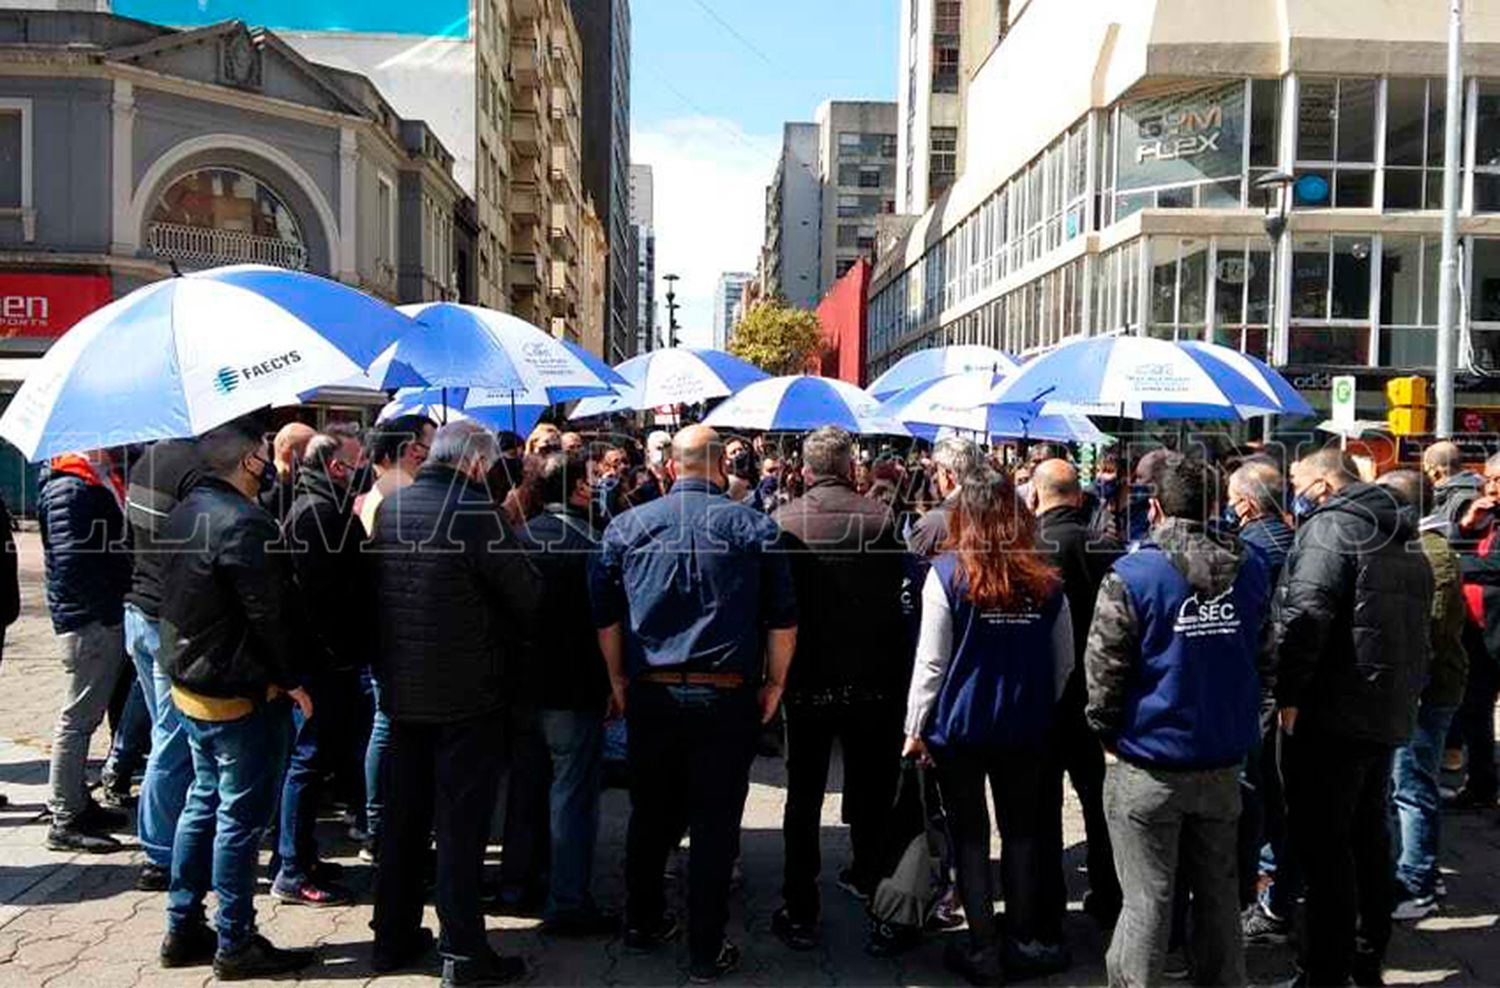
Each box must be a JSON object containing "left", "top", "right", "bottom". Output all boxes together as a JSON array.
[{"left": 0, "top": 531, "right": 1496, "bottom": 986}]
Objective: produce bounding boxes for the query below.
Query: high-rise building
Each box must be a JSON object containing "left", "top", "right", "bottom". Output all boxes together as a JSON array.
[
  {"left": 629, "top": 163, "right": 657, "bottom": 351},
  {"left": 761, "top": 122, "right": 822, "bottom": 309},
  {"left": 897, "top": 0, "right": 963, "bottom": 215},
  {"left": 507, "top": 0, "right": 586, "bottom": 341},
  {"left": 579, "top": 195, "right": 609, "bottom": 358},
  {"left": 815, "top": 101, "right": 898, "bottom": 296},
  {"left": 570, "top": 0, "right": 636, "bottom": 362},
  {"left": 712, "top": 272, "right": 754, "bottom": 350}
]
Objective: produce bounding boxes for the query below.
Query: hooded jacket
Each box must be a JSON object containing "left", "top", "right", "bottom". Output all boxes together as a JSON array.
[
  {"left": 1272, "top": 482, "right": 1433, "bottom": 745},
  {"left": 1429, "top": 471, "right": 1484, "bottom": 543},
  {"left": 1085, "top": 518, "right": 1274, "bottom": 770}
]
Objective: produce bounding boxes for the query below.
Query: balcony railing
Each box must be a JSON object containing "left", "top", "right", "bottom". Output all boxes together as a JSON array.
[{"left": 148, "top": 222, "right": 307, "bottom": 271}]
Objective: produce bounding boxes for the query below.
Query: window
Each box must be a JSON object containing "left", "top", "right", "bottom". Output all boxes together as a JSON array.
[
  {"left": 1379, "top": 234, "right": 1442, "bottom": 365},
  {"left": 377, "top": 175, "right": 395, "bottom": 266},
  {"left": 1212, "top": 237, "right": 1273, "bottom": 357},
  {"left": 1116, "top": 82, "right": 1249, "bottom": 215},
  {"left": 839, "top": 131, "right": 862, "bottom": 149},
  {"left": 858, "top": 166, "right": 885, "bottom": 188},
  {"left": 1294, "top": 77, "right": 1377, "bottom": 207},
  {"left": 0, "top": 108, "right": 24, "bottom": 209},
  {"left": 934, "top": 0, "right": 961, "bottom": 36},
  {"left": 1384, "top": 78, "right": 1456, "bottom": 210},
  {"left": 1288, "top": 233, "right": 1372, "bottom": 364},
  {"left": 930, "top": 126, "right": 958, "bottom": 200},
  {"left": 932, "top": 44, "right": 959, "bottom": 93},
  {"left": 1149, "top": 238, "right": 1208, "bottom": 341},
  {"left": 148, "top": 167, "right": 307, "bottom": 270},
  {"left": 1476, "top": 83, "right": 1500, "bottom": 211}
]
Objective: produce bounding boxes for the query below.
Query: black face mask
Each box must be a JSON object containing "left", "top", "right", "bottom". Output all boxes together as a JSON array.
[
  {"left": 728, "top": 449, "right": 757, "bottom": 482},
  {"left": 349, "top": 462, "right": 376, "bottom": 496},
  {"left": 251, "top": 455, "right": 278, "bottom": 496}
]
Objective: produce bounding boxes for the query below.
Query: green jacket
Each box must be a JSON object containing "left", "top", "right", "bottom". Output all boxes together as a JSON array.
[{"left": 1420, "top": 530, "right": 1469, "bottom": 708}]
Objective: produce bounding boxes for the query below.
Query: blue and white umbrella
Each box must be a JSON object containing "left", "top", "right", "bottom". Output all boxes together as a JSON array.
[
  {"left": 983, "top": 336, "right": 1284, "bottom": 420},
  {"left": 394, "top": 303, "right": 617, "bottom": 401},
  {"left": 704, "top": 376, "right": 911, "bottom": 436},
  {"left": 0, "top": 265, "right": 417, "bottom": 461},
  {"left": 866, "top": 345, "right": 1021, "bottom": 400},
  {"left": 378, "top": 386, "right": 549, "bottom": 438},
  {"left": 570, "top": 347, "right": 768, "bottom": 418},
  {"left": 883, "top": 371, "right": 1111, "bottom": 444},
  {"left": 1178, "top": 341, "right": 1314, "bottom": 418}
]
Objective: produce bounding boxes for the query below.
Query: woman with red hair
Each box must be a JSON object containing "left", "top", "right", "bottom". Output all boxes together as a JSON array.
[{"left": 903, "top": 469, "right": 1074, "bottom": 984}]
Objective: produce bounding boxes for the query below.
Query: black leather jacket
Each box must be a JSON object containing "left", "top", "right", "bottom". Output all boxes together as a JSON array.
[
  {"left": 159, "top": 477, "right": 301, "bottom": 700},
  {"left": 281, "top": 466, "right": 372, "bottom": 674}
]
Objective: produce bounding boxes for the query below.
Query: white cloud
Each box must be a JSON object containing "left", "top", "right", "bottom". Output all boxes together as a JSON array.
[{"left": 633, "top": 117, "right": 778, "bottom": 348}]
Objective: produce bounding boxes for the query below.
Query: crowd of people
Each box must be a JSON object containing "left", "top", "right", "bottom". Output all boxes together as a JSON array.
[{"left": 15, "top": 408, "right": 1500, "bottom": 987}]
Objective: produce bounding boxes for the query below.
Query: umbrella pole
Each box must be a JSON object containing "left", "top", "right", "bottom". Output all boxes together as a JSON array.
[
  {"left": 442, "top": 387, "right": 448, "bottom": 426},
  {"left": 511, "top": 392, "right": 517, "bottom": 435}
]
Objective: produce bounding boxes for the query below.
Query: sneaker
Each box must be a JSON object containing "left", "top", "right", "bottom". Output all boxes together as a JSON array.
[
  {"left": 836, "top": 867, "right": 873, "bottom": 903},
  {"left": 98, "top": 782, "right": 136, "bottom": 809},
  {"left": 1391, "top": 893, "right": 1439, "bottom": 921},
  {"left": 271, "top": 879, "right": 350, "bottom": 907},
  {"left": 865, "top": 919, "right": 922, "bottom": 957},
  {"left": 136, "top": 862, "right": 170, "bottom": 892},
  {"left": 159, "top": 923, "right": 217, "bottom": 968},
  {"left": 442, "top": 952, "right": 525, "bottom": 987},
  {"left": 1242, "top": 901, "right": 1291, "bottom": 945},
  {"left": 1005, "top": 939, "right": 1071, "bottom": 980},
  {"left": 212, "top": 934, "right": 316, "bottom": 980},
  {"left": 371, "top": 928, "right": 435, "bottom": 974},
  {"left": 771, "top": 906, "right": 817, "bottom": 951},
  {"left": 358, "top": 841, "right": 377, "bottom": 864},
  {"left": 46, "top": 824, "right": 122, "bottom": 854},
  {"left": 1162, "top": 946, "right": 1192, "bottom": 980},
  {"left": 928, "top": 888, "right": 966, "bottom": 931},
  {"left": 541, "top": 908, "right": 620, "bottom": 938},
  {"left": 1435, "top": 876, "right": 1449, "bottom": 898},
  {"left": 689, "top": 940, "right": 740, "bottom": 984},
  {"left": 624, "top": 912, "right": 680, "bottom": 952},
  {"left": 76, "top": 800, "right": 130, "bottom": 833}
]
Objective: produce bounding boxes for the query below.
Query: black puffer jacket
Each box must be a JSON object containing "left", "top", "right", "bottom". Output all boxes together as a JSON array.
[
  {"left": 369, "top": 465, "right": 545, "bottom": 724},
  {"left": 159, "top": 477, "right": 300, "bottom": 700},
  {"left": 281, "top": 466, "right": 372, "bottom": 674},
  {"left": 38, "top": 461, "right": 131, "bottom": 634},
  {"left": 1272, "top": 482, "right": 1433, "bottom": 745},
  {"left": 773, "top": 478, "right": 909, "bottom": 702}
]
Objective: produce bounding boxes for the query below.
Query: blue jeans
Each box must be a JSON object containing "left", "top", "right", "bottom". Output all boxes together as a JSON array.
[
  {"left": 538, "top": 709, "right": 604, "bottom": 920},
  {"left": 1392, "top": 703, "right": 1458, "bottom": 897},
  {"left": 128, "top": 605, "right": 192, "bottom": 869},
  {"left": 104, "top": 663, "right": 151, "bottom": 785},
  {"left": 276, "top": 670, "right": 360, "bottom": 886},
  {"left": 168, "top": 700, "right": 292, "bottom": 954},
  {"left": 364, "top": 671, "right": 390, "bottom": 845}
]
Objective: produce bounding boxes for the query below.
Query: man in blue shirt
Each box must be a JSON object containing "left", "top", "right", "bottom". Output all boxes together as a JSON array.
[{"left": 592, "top": 425, "right": 797, "bottom": 984}]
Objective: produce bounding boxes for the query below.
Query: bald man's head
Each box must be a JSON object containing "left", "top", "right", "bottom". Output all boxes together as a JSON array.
[
  {"left": 1032, "top": 458, "right": 1082, "bottom": 512},
  {"left": 671, "top": 424, "right": 727, "bottom": 485},
  {"left": 1422, "top": 441, "right": 1465, "bottom": 482},
  {"left": 272, "top": 422, "right": 316, "bottom": 473}
]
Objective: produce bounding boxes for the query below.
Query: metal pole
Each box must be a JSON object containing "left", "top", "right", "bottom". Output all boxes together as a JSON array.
[{"left": 1435, "top": 0, "right": 1464, "bottom": 438}]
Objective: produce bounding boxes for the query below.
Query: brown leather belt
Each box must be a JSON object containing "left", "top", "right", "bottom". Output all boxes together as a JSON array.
[{"left": 639, "top": 670, "right": 746, "bottom": 689}]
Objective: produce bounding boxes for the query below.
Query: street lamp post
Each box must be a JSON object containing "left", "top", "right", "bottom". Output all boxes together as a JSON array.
[
  {"left": 663, "top": 273, "right": 681, "bottom": 349},
  {"left": 1435, "top": 0, "right": 1464, "bottom": 438},
  {"left": 1255, "top": 170, "right": 1295, "bottom": 441}
]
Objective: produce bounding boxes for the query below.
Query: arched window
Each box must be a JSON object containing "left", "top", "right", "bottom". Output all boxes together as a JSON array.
[{"left": 148, "top": 167, "right": 308, "bottom": 270}]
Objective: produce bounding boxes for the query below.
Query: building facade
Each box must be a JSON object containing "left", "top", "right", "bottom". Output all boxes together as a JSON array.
[
  {"left": 712, "top": 271, "right": 754, "bottom": 350},
  {"left": 629, "top": 162, "right": 656, "bottom": 351},
  {"left": 579, "top": 195, "right": 608, "bottom": 358},
  {"left": 761, "top": 121, "right": 822, "bottom": 309},
  {"left": 816, "top": 257, "right": 871, "bottom": 385},
  {"left": 816, "top": 100, "right": 898, "bottom": 298},
  {"left": 868, "top": 0, "right": 1500, "bottom": 426},
  {"left": 569, "top": 0, "right": 635, "bottom": 361},
  {"left": 897, "top": 0, "right": 962, "bottom": 215},
  {"left": 506, "top": 0, "right": 585, "bottom": 342}
]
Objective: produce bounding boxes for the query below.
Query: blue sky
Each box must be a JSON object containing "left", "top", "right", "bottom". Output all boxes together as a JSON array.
[{"left": 632, "top": 0, "right": 899, "bottom": 343}]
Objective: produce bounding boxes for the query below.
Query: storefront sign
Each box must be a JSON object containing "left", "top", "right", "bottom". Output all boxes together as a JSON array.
[
  {"left": 1118, "top": 83, "right": 1245, "bottom": 193},
  {"left": 0, "top": 272, "right": 113, "bottom": 338}
]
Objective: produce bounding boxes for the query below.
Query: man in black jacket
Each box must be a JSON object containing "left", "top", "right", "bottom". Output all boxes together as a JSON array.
[
  {"left": 906, "top": 437, "right": 982, "bottom": 560},
  {"left": 770, "top": 427, "right": 907, "bottom": 949},
  {"left": 514, "top": 451, "right": 615, "bottom": 936},
  {"left": 1273, "top": 449, "right": 1433, "bottom": 987},
  {"left": 158, "top": 415, "right": 315, "bottom": 979},
  {"left": 39, "top": 447, "right": 133, "bottom": 852},
  {"left": 271, "top": 426, "right": 369, "bottom": 907},
  {"left": 369, "top": 421, "right": 545, "bottom": 986},
  {"left": 1031, "top": 458, "right": 1122, "bottom": 926}
]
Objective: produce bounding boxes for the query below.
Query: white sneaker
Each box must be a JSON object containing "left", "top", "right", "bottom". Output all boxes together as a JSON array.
[{"left": 1391, "top": 894, "right": 1439, "bottom": 921}]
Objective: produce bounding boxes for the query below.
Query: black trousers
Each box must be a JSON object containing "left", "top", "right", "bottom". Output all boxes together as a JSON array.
[
  {"left": 1457, "top": 636, "right": 1499, "bottom": 801},
  {"left": 625, "top": 684, "right": 759, "bottom": 966},
  {"left": 500, "top": 705, "right": 551, "bottom": 897},
  {"left": 373, "top": 714, "right": 506, "bottom": 961},
  {"left": 1058, "top": 677, "right": 1120, "bottom": 909},
  {"left": 937, "top": 746, "right": 1066, "bottom": 951},
  {"left": 780, "top": 698, "right": 902, "bottom": 920},
  {"left": 1283, "top": 728, "right": 1394, "bottom": 985}
]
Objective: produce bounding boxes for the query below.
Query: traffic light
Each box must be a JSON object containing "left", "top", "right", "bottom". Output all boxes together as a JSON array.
[{"left": 1386, "top": 376, "right": 1429, "bottom": 436}]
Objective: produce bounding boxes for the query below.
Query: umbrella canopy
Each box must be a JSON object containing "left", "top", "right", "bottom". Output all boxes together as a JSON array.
[
  {"left": 394, "top": 303, "right": 617, "bottom": 401},
  {"left": 884, "top": 372, "right": 1111, "bottom": 444},
  {"left": 983, "top": 336, "right": 1283, "bottom": 420},
  {"left": 378, "top": 386, "right": 548, "bottom": 437},
  {"left": 704, "top": 376, "right": 911, "bottom": 436},
  {"left": 571, "top": 347, "right": 768, "bottom": 416},
  {"left": 0, "top": 265, "right": 417, "bottom": 462},
  {"left": 866, "top": 344, "right": 1021, "bottom": 400},
  {"left": 1177, "top": 341, "right": 1315, "bottom": 418}
]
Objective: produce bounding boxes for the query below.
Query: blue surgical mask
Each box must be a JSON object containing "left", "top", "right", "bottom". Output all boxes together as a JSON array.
[
  {"left": 1291, "top": 493, "right": 1317, "bottom": 523},
  {"left": 1095, "top": 477, "right": 1120, "bottom": 501},
  {"left": 1127, "top": 485, "right": 1153, "bottom": 543},
  {"left": 1219, "top": 504, "right": 1242, "bottom": 532}
]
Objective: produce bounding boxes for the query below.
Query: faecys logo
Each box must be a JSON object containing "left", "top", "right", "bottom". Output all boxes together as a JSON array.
[{"left": 211, "top": 351, "right": 303, "bottom": 396}]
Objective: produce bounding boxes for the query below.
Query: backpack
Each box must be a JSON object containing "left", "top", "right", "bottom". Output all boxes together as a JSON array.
[{"left": 866, "top": 760, "right": 949, "bottom": 955}]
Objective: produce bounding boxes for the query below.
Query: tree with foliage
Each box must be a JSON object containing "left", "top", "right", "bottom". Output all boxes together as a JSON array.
[{"left": 727, "top": 300, "right": 825, "bottom": 375}]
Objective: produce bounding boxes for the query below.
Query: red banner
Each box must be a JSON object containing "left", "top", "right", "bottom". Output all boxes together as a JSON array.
[{"left": 0, "top": 272, "right": 113, "bottom": 338}]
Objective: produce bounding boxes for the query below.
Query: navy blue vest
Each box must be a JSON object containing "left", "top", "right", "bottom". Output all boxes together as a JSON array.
[
  {"left": 1110, "top": 543, "right": 1270, "bottom": 770},
  {"left": 925, "top": 553, "right": 1065, "bottom": 754}
]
